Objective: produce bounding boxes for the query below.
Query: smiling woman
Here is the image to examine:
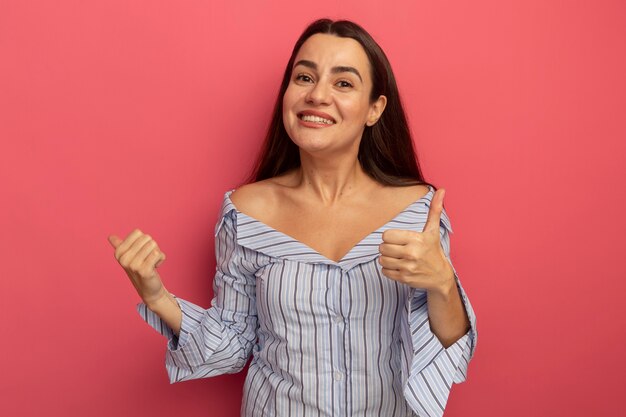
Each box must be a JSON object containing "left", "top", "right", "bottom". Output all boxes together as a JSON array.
[{"left": 108, "top": 18, "right": 477, "bottom": 417}]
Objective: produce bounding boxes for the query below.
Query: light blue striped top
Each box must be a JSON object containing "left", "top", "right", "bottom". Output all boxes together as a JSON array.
[{"left": 138, "top": 185, "right": 477, "bottom": 417}]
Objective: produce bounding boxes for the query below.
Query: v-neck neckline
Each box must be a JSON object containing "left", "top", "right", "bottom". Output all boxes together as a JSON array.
[{"left": 225, "top": 185, "right": 435, "bottom": 266}]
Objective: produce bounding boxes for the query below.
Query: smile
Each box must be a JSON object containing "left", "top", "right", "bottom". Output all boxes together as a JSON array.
[{"left": 297, "top": 112, "right": 335, "bottom": 125}]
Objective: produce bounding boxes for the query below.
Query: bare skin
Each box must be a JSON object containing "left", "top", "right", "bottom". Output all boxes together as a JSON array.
[{"left": 230, "top": 171, "right": 424, "bottom": 261}]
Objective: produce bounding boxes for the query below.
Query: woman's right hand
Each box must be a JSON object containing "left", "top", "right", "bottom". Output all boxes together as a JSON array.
[{"left": 108, "top": 229, "right": 168, "bottom": 307}]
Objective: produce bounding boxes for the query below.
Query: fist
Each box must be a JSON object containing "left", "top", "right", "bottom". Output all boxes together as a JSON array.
[
  {"left": 108, "top": 229, "right": 168, "bottom": 305},
  {"left": 378, "top": 188, "right": 455, "bottom": 294}
]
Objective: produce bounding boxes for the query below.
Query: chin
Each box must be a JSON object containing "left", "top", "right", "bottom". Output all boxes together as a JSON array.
[{"left": 291, "top": 138, "right": 332, "bottom": 154}]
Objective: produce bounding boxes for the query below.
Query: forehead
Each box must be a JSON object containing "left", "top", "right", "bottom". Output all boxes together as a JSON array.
[{"left": 294, "top": 34, "right": 371, "bottom": 78}]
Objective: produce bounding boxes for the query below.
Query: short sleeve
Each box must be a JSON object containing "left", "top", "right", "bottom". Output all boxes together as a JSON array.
[
  {"left": 136, "top": 205, "right": 260, "bottom": 383},
  {"left": 403, "top": 206, "right": 477, "bottom": 417}
]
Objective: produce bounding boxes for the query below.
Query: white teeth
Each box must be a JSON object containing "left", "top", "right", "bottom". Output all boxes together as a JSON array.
[{"left": 301, "top": 114, "right": 334, "bottom": 124}]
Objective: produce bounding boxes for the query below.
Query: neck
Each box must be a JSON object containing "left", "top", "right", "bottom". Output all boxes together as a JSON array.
[{"left": 295, "top": 149, "right": 374, "bottom": 204}]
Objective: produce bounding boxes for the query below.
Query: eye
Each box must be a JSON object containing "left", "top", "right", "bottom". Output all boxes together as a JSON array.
[
  {"left": 336, "top": 80, "right": 353, "bottom": 88},
  {"left": 295, "top": 74, "right": 313, "bottom": 83}
]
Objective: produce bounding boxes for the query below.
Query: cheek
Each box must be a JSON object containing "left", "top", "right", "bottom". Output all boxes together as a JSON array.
[
  {"left": 282, "top": 88, "right": 297, "bottom": 119},
  {"left": 337, "top": 97, "right": 371, "bottom": 123},
  {"left": 281, "top": 90, "right": 297, "bottom": 138}
]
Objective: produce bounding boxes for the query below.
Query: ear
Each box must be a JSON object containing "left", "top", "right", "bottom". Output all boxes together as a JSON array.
[{"left": 366, "top": 95, "right": 387, "bottom": 126}]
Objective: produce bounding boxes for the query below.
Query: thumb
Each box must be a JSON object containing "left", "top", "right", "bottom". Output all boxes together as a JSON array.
[
  {"left": 107, "top": 235, "right": 123, "bottom": 248},
  {"left": 424, "top": 188, "right": 445, "bottom": 233}
]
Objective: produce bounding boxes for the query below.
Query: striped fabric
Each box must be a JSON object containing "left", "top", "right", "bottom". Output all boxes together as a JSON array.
[{"left": 138, "top": 185, "right": 477, "bottom": 417}]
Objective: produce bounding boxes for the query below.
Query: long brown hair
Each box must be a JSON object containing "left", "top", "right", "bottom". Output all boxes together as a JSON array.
[{"left": 246, "top": 19, "right": 432, "bottom": 188}]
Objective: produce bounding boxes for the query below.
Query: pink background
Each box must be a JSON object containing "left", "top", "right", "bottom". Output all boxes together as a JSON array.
[{"left": 1, "top": 1, "right": 625, "bottom": 416}]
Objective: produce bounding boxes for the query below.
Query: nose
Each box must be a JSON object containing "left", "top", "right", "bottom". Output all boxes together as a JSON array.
[{"left": 305, "top": 80, "right": 331, "bottom": 106}]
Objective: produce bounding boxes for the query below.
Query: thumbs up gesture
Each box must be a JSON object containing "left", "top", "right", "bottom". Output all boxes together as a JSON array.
[
  {"left": 378, "top": 189, "right": 455, "bottom": 294},
  {"left": 108, "top": 229, "right": 169, "bottom": 307}
]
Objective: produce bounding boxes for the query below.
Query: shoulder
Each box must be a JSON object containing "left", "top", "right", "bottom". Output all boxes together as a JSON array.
[
  {"left": 230, "top": 177, "right": 289, "bottom": 217},
  {"left": 379, "top": 182, "right": 432, "bottom": 205},
  {"left": 230, "top": 173, "right": 297, "bottom": 217},
  {"left": 389, "top": 183, "right": 453, "bottom": 233},
  {"left": 406, "top": 183, "right": 432, "bottom": 201},
  {"left": 215, "top": 180, "right": 282, "bottom": 237},
  {"left": 230, "top": 181, "right": 276, "bottom": 215}
]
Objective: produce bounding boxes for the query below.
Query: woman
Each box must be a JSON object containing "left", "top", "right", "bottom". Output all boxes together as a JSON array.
[{"left": 108, "top": 19, "right": 476, "bottom": 417}]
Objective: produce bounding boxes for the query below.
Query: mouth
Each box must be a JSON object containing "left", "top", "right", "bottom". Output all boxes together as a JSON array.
[{"left": 297, "top": 111, "right": 336, "bottom": 125}]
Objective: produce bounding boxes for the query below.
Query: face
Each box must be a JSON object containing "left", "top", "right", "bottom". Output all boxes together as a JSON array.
[{"left": 282, "top": 34, "right": 386, "bottom": 157}]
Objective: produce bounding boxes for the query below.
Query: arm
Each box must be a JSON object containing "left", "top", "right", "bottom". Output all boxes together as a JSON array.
[
  {"left": 110, "top": 206, "right": 260, "bottom": 382},
  {"left": 425, "top": 254, "right": 470, "bottom": 348},
  {"left": 404, "top": 261, "right": 477, "bottom": 417},
  {"left": 379, "top": 188, "right": 475, "bottom": 349},
  {"left": 379, "top": 189, "right": 477, "bottom": 417},
  {"left": 143, "top": 289, "right": 182, "bottom": 336}
]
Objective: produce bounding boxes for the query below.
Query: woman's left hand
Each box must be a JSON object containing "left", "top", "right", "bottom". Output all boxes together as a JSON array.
[{"left": 378, "top": 188, "right": 455, "bottom": 295}]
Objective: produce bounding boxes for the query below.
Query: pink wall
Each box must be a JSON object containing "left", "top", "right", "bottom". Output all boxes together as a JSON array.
[{"left": 1, "top": 1, "right": 625, "bottom": 416}]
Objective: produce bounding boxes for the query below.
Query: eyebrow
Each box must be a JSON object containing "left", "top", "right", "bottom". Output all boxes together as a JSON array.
[{"left": 293, "top": 59, "right": 363, "bottom": 82}]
